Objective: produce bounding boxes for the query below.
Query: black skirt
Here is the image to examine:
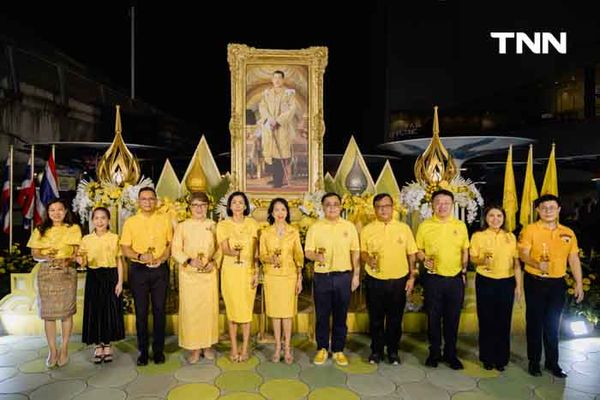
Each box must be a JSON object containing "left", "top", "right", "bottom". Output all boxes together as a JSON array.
[{"left": 82, "top": 267, "right": 125, "bottom": 345}]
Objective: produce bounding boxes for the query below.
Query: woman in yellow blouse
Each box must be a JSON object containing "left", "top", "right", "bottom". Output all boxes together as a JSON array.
[
  {"left": 76, "top": 207, "right": 124, "bottom": 364},
  {"left": 27, "top": 198, "right": 82, "bottom": 368},
  {"left": 217, "top": 192, "right": 260, "bottom": 362},
  {"left": 260, "top": 198, "right": 303, "bottom": 364},
  {"left": 470, "top": 205, "right": 522, "bottom": 371},
  {"left": 172, "top": 192, "right": 220, "bottom": 363}
]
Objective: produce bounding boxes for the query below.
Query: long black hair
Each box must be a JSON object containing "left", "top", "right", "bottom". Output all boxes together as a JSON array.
[
  {"left": 37, "top": 198, "right": 78, "bottom": 237},
  {"left": 267, "top": 198, "right": 291, "bottom": 225}
]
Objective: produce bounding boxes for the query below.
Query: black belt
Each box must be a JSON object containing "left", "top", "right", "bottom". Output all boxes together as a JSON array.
[
  {"left": 525, "top": 272, "right": 564, "bottom": 281},
  {"left": 315, "top": 270, "right": 351, "bottom": 276},
  {"left": 428, "top": 272, "right": 462, "bottom": 279}
]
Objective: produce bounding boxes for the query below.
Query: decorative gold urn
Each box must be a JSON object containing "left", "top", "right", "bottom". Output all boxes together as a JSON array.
[
  {"left": 96, "top": 105, "right": 141, "bottom": 186},
  {"left": 414, "top": 106, "right": 458, "bottom": 186},
  {"left": 185, "top": 152, "right": 208, "bottom": 193}
]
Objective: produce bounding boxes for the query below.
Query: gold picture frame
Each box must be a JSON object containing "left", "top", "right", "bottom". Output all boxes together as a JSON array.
[{"left": 228, "top": 43, "right": 327, "bottom": 200}]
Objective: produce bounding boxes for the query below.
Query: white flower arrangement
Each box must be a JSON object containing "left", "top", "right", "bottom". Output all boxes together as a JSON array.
[
  {"left": 72, "top": 177, "right": 154, "bottom": 224},
  {"left": 399, "top": 176, "right": 483, "bottom": 223},
  {"left": 298, "top": 191, "right": 326, "bottom": 219}
]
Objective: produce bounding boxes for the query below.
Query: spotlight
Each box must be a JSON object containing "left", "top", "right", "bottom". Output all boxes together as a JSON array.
[{"left": 564, "top": 316, "right": 591, "bottom": 337}]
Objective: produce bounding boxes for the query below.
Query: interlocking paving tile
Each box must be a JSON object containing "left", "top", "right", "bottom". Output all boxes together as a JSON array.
[
  {"left": 478, "top": 375, "right": 533, "bottom": 399},
  {"left": 126, "top": 374, "right": 177, "bottom": 398},
  {"left": 0, "top": 351, "right": 38, "bottom": 367},
  {"left": 256, "top": 360, "right": 301, "bottom": 379},
  {"left": 216, "top": 370, "right": 262, "bottom": 392},
  {"left": 308, "top": 387, "right": 359, "bottom": 400},
  {"left": 334, "top": 355, "right": 377, "bottom": 374},
  {"left": 460, "top": 359, "right": 500, "bottom": 378},
  {"left": 379, "top": 363, "right": 426, "bottom": 384},
  {"left": 259, "top": 379, "right": 310, "bottom": 400},
  {"left": 0, "top": 394, "right": 28, "bottom": 400},
  {"left": 572, "top": 360, "right": 600, "bottom": 377},
  {"left": 564, "top": 370, "right": 600, "bottom": 394},
  {"left": 17, "top": 358, "right": 46, "bottom": 374},
  {"left": 87, "top": 366, "right": 137, "bottom": 388},
  {"left": 72, "top": 388, "right": 127, "bottom": 400},
  {"left": 427, "top": 369, "right": 477, "bottom": 392},
  {"left": 534, "top": 384, "right": 596, "bottom": 400},
  {"left": 451, "top": 390, "right": 502, "bottom": 400},
  {"left": 0, "top": 367, "right": 18, "bottom": 382},
  {"left": 174, "top": 364, "right": 221, "bottom": 382},
  {"left": 136, "top": 351, "right": 183, "bottom": 376},
  {"left": 216, "top": 355, "right": 259, "bottom": 371},
  {"left": 218, "top": 393, "right": 265, "bottom": 400},
  {"left": 400, "top": 381, "right": 451, "bottom": 400},
  {"left": 299, "top": 365, "right": 347, "bottom": 389},
  {"left": 0, "top": 373, "right": 51, "bottom": 393},
  {"left": 347, "top": 373, "right": 396, "bottom": 396},
  {"left": 166, "top": 383, "right": 219, "bottom": 400},
  {"left": 30, "top": 380, "right": 86, "bottom": 400}
]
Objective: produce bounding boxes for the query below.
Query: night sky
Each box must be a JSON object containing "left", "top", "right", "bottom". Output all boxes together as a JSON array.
[{"left": 2, "top": 1, "right": 599, "bottom": 158}]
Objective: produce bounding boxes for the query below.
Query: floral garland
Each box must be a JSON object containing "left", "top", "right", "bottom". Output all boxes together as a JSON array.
[
  {"left": 72, "top": 177, "right": 154, "bottom": 223},
  {"left": 399, "top": 176, "right": 484, "bottom": 223}
]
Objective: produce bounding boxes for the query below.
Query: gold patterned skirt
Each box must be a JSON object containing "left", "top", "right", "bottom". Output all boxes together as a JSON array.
[{"left": 36, "top": 262, "right": 77, "bottom": 320}]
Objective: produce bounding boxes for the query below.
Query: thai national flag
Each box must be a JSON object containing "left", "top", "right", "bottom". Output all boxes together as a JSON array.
[{"left": 37, "top": 152, "right": 59, "bottom": 220}]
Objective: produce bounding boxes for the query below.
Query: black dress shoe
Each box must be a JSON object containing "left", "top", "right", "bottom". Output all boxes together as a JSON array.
[
  {"left": 388, "top": 353, "right": 401, "bottom": 365},
  {"left": 153, "top": 352, "right": 166, "bottom": 364},
  {"left": 137, "top": 353, "right": 149, "bottom": 366},
  {"left": 528, "top": 362, "right": 542, "bottom": 377},
  {"left": 495, "top": 364, "right": 506, "bottom": 372},
  {"left": 446, "top": 357, "right": 464, "bottom": 370},
  {"left": 425, "top": 355, "right": 439, "bottom": 368},
  {"left": 483, "top": 362, "right": 494, "bottom": 370},
  {"left": 368, "top": 353, "right": 382, "bottom": 364},
  {"left": 545, "top": 364, "right": 567, "bottom": 378}
]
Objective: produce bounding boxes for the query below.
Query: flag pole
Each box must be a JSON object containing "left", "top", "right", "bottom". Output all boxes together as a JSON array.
[
  {"left": 8, "top": 145, "right": 13, "bottom": 253},
  {"left": 30, "top": 144, "right": 35, "bottom": 181}
]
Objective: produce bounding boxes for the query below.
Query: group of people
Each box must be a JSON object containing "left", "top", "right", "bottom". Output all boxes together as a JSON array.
[{"left": 27, "top": 187, "right": 584, "bottom": 378}]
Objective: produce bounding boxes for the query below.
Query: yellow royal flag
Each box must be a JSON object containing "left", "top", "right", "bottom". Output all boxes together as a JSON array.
[
  {"left": 503, "top": 145, "right": 518, "bottom": 232},
  {"left": 519, "top": 145, "right": 539, "bottom": 227},
  {"left": 541, "top": 143, "right": 558, "bottom": 196}
]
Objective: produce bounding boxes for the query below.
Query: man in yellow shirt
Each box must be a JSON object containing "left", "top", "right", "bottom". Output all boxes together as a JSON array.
[
  {"left": 305, "top": 192, "right": 360, "bottom": 366},
  {"left": 120, "top": 187, "right": 173, "bottom": 366},
  {"left": 416, "top": 189, "right": 469, "bottom": 370},
  {"left": 518, "top": 194, "right": 584, "bottom": 378},
  {"left": 361, "top": 193, "right": 417, "bottom": 365}
]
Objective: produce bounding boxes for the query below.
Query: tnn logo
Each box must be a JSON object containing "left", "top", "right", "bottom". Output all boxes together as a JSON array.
[{"left": 490, "top": 32, "right": 567, "bottom": 54}]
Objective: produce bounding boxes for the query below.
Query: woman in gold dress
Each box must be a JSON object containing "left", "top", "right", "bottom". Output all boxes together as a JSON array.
[
  {"left": 27, "top": 198, "right": 82, "bottom": 368},
  {"left": 259, "top": 198, "right": 303, "bottom": 364},
  {"left": 172, "top": 192, "right": 220, "bottom": 363},
  {"left": 216, "top": 192, "right": 260, "bottom": 362}
]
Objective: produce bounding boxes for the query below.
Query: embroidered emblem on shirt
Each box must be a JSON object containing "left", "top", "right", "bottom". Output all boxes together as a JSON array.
[
  {"left": 343, "top": 231, "right": 349, "bottom": 238},
  {"left": 560, "top": 234, "right": 572, "bottom": 243}
]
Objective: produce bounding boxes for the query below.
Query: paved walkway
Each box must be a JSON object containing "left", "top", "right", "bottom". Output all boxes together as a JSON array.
[{"left": 0, "top": 333, "right": 599, "bottom": 399}]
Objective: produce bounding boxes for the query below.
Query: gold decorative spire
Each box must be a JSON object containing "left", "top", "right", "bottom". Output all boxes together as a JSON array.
[
  {"left": 96, "top": 105, "right": 141, "bottom": 186},
  {"left": 185, "top": 151, "right": 208, "bottom": 192},
  {"left": 414, "top": 106, "right": 458, "bottom": 186}
]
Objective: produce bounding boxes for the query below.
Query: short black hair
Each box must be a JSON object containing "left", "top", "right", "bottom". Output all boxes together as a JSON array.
[
  {"left": 535, "top": 194, "right": 561, "bottom": 208},
  {"left": 373, "top": 193, "right": 393, "bottom": 207},
  {"left": 321, "top": 192, "right": 341, "bottom": 204},
  {"left": 267, "top": 198, "right": 291, "bottom": 225},
  {"left": 227, "top": 191, "right": 251, "bottom": 217},
  {"left": 431, "top": 189, "right": 454, "bottom": 202},
  {"left": 273, "top": 70, "right": 285, "bottom": 78},
  {"left": 138, "top": 186, "right": 157, "bottom": 198},
  {"left": 481, "top": 205, "right": 506, "bottom": 231}
]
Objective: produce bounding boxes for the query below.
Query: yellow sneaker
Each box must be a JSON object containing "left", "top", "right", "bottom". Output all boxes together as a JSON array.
[
  {"left": 313, "top": 348, "right": 328, "bottom": 365},
  {"left": 333, "top": 352, "right": 349, "bottom": 366}
]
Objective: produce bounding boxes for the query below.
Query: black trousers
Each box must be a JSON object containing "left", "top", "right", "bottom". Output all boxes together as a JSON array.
[
  {"left": 272, "top": 158, "right": 290, "bottom": 188},
  {"left": 524, "top": 272, "right": 566, "bottom": 367},
  {"left": 366, "top": 275, "right": 408, "bottom": 356},
  {"left": 313, "top": 271, "right": 352, "bottom": 352},
  {"left": 476, "top": 274, "right": 515, "bottom": 366},
  {"left": 424, "top": 273, "right": 464, "bottom": 359},
  {"left": 129, "top": 262, "right": 169, "bottom": 354}
]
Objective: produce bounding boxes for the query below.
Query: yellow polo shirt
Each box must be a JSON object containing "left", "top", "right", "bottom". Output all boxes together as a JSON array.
[
  {"left": 27, "top": 224, "right": 82, "bottom": 258},
  {"left": 416, "top": 216, "right": 469, "bottom": 276},
  {"left": 360, "top": 219, "right": 418, "bottom": 279},
  {"left": 518, "top": 221, "right": 578, "bottom": 278},
  {"left": 120, "top": 212, "right": 173, "bottom": 259},
  {"left": 470, "top": 229, "right": 517, "bottom": 279},
  {"left": 80, "top": 231, "right": 121, "bottom": 268},
  {"left": 304, "top": 218, "right": 359, "bottom": 273}
]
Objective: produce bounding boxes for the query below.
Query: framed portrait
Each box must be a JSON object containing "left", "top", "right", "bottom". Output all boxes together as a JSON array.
[{"left": 228, "top": 44, "right": 327, "bottom": 200}]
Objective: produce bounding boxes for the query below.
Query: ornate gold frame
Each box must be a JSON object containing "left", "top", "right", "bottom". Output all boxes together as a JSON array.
[{"left": 227, "top": 43, "right": 327, "bottom": 199}]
